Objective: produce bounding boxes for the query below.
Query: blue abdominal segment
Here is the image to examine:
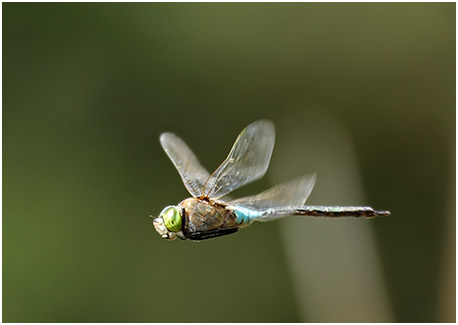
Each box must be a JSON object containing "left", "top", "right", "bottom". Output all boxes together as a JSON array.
[{"left": 233, "top": 206, "right": 264, "bottom": 225}]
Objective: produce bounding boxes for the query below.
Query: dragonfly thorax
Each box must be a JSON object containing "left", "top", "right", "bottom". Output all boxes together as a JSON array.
[{"left": 178, "top": 197, "right": 240, "bottom": 240}]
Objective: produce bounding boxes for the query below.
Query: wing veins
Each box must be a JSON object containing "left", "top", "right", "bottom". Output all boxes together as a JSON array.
[
  {"left": 202, "top": 120, "right": 276, "bottom": 199},
  {"left": 160, "top": 132, "right": 210, "bottom": 197}
]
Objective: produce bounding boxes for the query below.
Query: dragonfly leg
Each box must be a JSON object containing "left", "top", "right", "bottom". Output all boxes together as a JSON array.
[{"left": 184, "top": 228, "right": 238, "bottom": 241}]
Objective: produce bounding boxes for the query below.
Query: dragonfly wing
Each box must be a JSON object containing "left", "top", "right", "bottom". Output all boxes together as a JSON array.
[
  {"left": 202, "top": 120, "right": 275, "bottom": 199},
  {"left": 229, "top": 173, "right": 316, "bottom": 209},
  {"left": 228, "top": 173, "right": 316, "bottom": 222},
  {"left": 160, "top": 132, "right": 210, "bottom": 197}
]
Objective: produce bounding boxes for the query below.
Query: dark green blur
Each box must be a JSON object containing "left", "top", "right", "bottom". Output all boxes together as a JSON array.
[{"left": 3, "top": 3, "right": 455, "bottom": 322}]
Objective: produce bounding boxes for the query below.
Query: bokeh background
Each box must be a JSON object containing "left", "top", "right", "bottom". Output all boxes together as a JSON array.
[{"left": 3, "top": 3, "right": 455, "bottom": 323}]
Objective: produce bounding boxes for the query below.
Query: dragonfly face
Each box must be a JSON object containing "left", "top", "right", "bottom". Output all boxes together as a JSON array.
[
  {"left": 152, "top": 120, "right": 389, "bottom": 241},
  {"left": 152, "top": 205, "right": 183, "bottom": 240}
]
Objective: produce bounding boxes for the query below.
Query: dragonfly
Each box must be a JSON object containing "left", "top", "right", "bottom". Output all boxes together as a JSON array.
[{"left": 152, "top": 120, "right": 390, "bottom": 241}]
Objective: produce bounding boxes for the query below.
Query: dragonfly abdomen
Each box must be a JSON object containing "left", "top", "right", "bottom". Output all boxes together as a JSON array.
[
  {"left": 243, "top": 205, "right": 390, "bottom": 222},
  {"left": 232, "top": 205, "right": 264, "bottom": 226},
  {"left": 293, "top": 206, "right": 390, "bottom": 218}
]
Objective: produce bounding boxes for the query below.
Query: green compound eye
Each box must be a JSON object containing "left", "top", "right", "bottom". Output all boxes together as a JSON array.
[{"left": 160, "top": 206, "right": 182, "bottom": 232}]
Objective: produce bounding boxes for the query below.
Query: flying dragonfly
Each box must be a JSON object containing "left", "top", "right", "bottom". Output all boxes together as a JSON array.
[{"left": 152, "top": 120, "right": 390, "bottom": 241}]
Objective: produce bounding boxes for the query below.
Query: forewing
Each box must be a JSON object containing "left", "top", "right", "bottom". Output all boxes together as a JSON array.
[
  {"left": 228, "top": 173, "right": 316, "bottom": 210},
  {"left": 202, "top": 120, "right": 275, "bottom": 199},
  {"left": 160, "top": 132, "right": 210, "bottom": 197}
]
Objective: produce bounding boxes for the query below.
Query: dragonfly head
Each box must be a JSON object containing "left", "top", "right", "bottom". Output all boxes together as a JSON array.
[{"left": 152, "top": 205, "right": 183, "bottom": 240}]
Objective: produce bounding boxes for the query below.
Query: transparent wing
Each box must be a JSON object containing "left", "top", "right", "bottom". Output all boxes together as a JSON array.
[
  {"left": 202, "top": 120, "right": 275, "bottom": 199},
  {"left": 228, "top": 173, "right": 316, "bottom": 210},
  {"left": 160, "top": 132, "right": 210, "bottom": 197}
]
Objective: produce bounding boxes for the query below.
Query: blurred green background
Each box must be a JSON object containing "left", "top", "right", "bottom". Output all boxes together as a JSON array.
[{"left": 3, "top": 3, "right": 455, "bottom": 323}]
